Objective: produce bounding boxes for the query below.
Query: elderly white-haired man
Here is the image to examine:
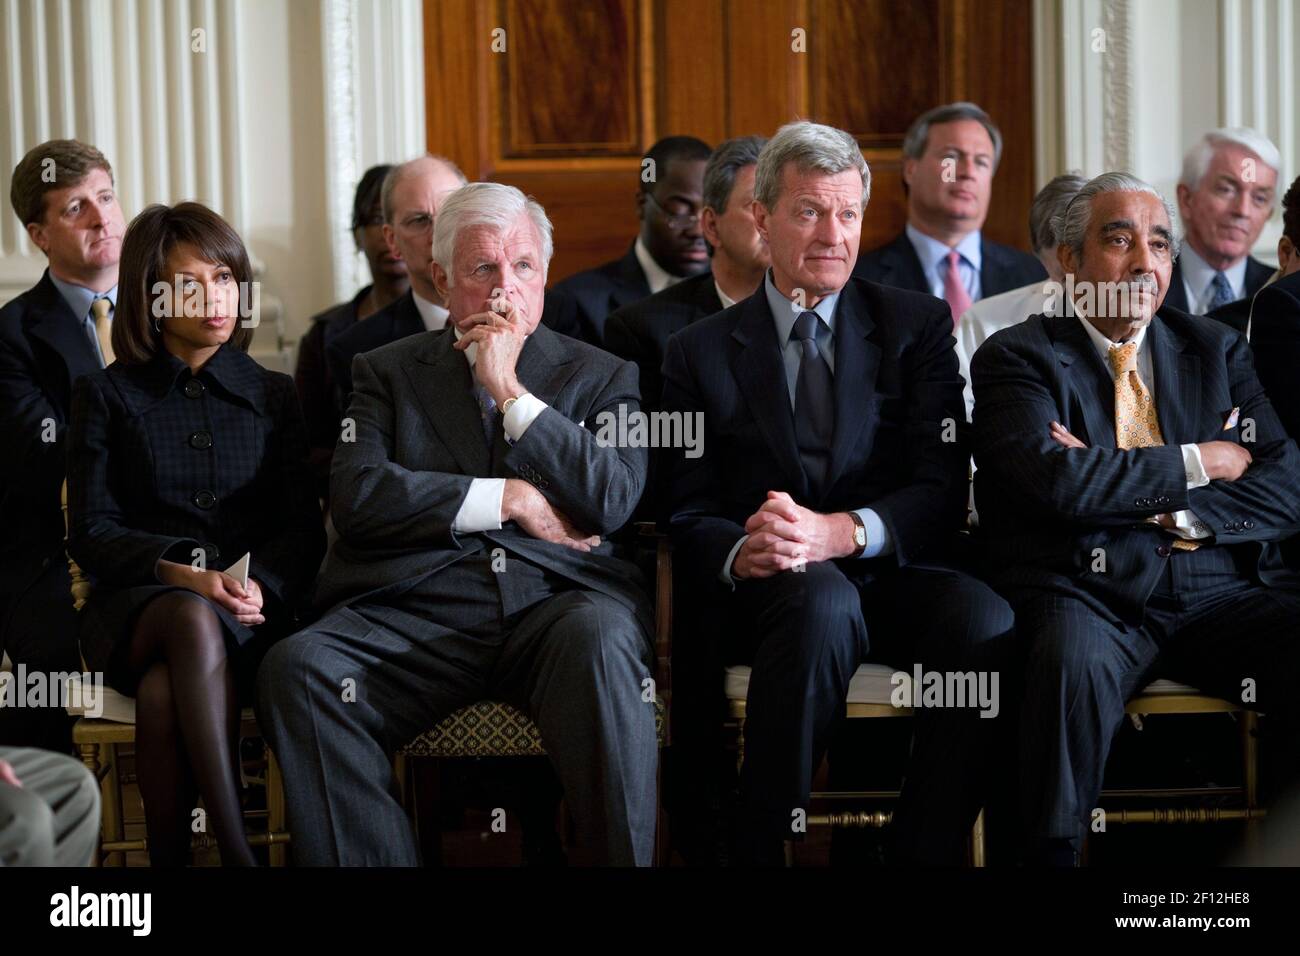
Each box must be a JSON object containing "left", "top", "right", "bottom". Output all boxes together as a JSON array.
[
  {"left": 258, "top": 182, "right": 658, "bottom": 866},
  {"left": 1168, "top": 127, "right": 1280, "bottom": 314},
  {"left": 972, "top": 171, "right": 1300, "bottom": 865}
]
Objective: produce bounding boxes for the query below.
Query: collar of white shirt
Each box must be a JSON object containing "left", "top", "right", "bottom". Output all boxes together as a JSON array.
[
  {"left": 905, "top": 222, "right": 982, "bottom": 295},
  {"left": 413, "top": 291, "right": 450, "bottom": 332},
  {"left": 634, "top": 235, "right": 681, "bottom": 295},
  {"left": 1178, "top": 241, "right": 1248, "bottom": 311},
  {"left": 715, "top": 280, "right": 737, "bottom": 310},
  {"left": 1076, "top": 311, "right": 1149, "bottom": 365}
]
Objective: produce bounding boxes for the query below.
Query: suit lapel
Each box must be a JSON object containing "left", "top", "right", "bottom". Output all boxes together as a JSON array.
[
  {"left": 1164, "top": 259, "right": 1191, "bottom": 313},
  {"left": 25, "top": 272, "right": 101, "bottom": 384},
  {"left": 405, "top": 331, "right": 490, "bottom": 476},
  {"left": 979, "top": 239, "right": 1011, "bottom": 300},
  {"left": 1149, "top": 316, "right": 1201, "bottom": 444},
  {"left": 730, "top": 295, "right": 808, "bottom": 497},
  {"left": 887, "top": 233, "right": 931, "bottom": 294},
  {"left": 825, "top": 283, "right": 880, "bottom": 494},
  {"left": 1048, "top": 313, "right": 1117, "bottom": 449},
  {"left": 515, "top": 325, "right": 581, "bottom": 407}
]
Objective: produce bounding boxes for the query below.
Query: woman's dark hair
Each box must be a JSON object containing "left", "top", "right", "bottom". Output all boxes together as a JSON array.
[
  {"left": 111, "top": 202, "right": 255, "bottom": 365},
  {"left": 1283, "top": 175, "right": 1300, "bottom": 248},
  {"left": 351, "top": 164, "right": 392, "bottom": 232}
]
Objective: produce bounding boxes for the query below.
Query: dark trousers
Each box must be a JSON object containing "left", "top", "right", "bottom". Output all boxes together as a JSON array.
[
  {"left": 0, "top": 558, "right": 79, "bottom": 752},
  {"left": 725, "top": 560, "right": 1016, "bottom": 864},
  {"left": 1014, "top": 546, "right": 1300, "bottom": 851},
  {"left": 257, "top": 555, "right": 658, "bottom": 865}
]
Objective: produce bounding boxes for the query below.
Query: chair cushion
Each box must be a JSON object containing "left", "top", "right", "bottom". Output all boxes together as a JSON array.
[
  {"left": 1134, "top": 679, "right": 1202, "bottom": 696},
  {"left": 400, "top": 696, "right": 667, "bottom": 758},
  {"left": 725, "top": 663, "right": 906, "bottom": 706}
]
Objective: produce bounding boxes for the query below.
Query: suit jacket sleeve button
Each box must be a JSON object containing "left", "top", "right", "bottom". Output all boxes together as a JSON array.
[{"left": 1244, "top": 519, "right": 1256, "bottom": 530}]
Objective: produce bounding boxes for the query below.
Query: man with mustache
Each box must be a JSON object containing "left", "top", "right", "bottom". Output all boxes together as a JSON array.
[
  {"left": 971, "top": 172, "right": 1300, "bottom": 865},
  {"left": 548, "top": 135, "right": 712, "bottom": 347},
  {"left": 0, "top": 139, "right": 126, "bottom": 750},
  {"left": 1168, "top": 128, "right": 1278, "bottom": 316},
  {"left": 854, "top": 102, "right": 1045, "bottom": 321}
]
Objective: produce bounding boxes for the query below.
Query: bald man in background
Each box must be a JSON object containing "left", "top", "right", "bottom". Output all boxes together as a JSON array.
[{"left": 326, "top": 155, "right": 468, "bottom": 402}]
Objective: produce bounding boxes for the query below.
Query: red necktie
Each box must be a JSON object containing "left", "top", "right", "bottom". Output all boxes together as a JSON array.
[{"left": 943, "top": 250, "right": 972, "bottom": 328}]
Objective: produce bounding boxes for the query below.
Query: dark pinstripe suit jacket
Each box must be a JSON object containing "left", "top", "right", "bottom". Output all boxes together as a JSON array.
[
  {"left": 661, "top": 276, "right": 968, "bottom": 581},
  {"left": 971, "top": 305, "right": 1300, "bottom": 623},
  {"left": 315, "top": 325, "right": 650, "bottom": 621}
]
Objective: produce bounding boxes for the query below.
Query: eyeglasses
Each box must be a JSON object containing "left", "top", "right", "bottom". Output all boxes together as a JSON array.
[{"left": 644, "top": 191, "right": 701, "bottom": 229}]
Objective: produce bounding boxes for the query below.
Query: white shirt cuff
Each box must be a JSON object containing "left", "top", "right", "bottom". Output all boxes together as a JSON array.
[
  {"left": 451, "top": 478, "right": 506, "bottom": 532},
  {"left": 1181, "top": 443, "right": 1210, "bottom": 489},
  {"left": 503, "top": 393, "right": 547, "bottom": 444},
  {"left": 720, "top": 535, "right": 749, "bottom": 587}
]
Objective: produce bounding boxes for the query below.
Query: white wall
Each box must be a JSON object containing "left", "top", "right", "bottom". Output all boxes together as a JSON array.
[
  {"left": 0, "top": 0, "right": 424, "bottom": 370},
  {"left": 1038, "top": 0, "right": 1297, "bottom": 266}
]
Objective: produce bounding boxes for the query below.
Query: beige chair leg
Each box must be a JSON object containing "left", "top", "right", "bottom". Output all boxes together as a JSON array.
[
  {"left": 77, "top": 740, "right": 105, "bottom": 867},
  {"left": 1242, "top": 710, "right": 1261, "bottom": 857},
  {"left": 266, "top": 747, "right": 288, "bottom": 867},
  {"left": 970, "top": 809, "right": 986, "bottom": 867},
  {"left": 102, "top": 742, "right": 125, "bottom": 867}
]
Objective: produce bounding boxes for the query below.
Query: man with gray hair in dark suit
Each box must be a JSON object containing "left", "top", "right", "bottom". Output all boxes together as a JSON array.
[{"left": 258, "top": 182, "right": 658, "bottom": 866}]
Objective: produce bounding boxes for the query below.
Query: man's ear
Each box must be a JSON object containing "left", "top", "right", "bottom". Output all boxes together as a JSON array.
[
  {"left": 1175, "top": 183, "right": 1193, "bottom": 220},
  {"left": 1278, "top": 235, "right": 1294, "bottom": 273},
  {"left": 382, "top": 224, "right": 400, "bottom": 260},
  {"left": 26, "top": 221, "right": 50, "bottom": 256},
  {"left": 901, "top": 157, "right": 917, "bottom": 190},
  {"left": 1057, "top": 242, "right": 1077, "bottom": 278},
  {"left": 752, "top": 201, "right": 770, "bottom": 245},
  {"left": 700, "top": 207, "right": 721, "bottom": 250},
  {"left": 431, "top": 261, "right": 449, "bottom": 301}
]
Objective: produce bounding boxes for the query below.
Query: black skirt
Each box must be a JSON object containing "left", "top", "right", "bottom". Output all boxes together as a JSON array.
[{"left": 78, "top": 584, "right": 290, "bottom": 702}]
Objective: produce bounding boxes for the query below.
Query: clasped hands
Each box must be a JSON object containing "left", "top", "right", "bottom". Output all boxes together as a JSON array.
[
  {"left": 155, "top": 560, "right": 266, "bottom": 625},
  {"left": 732, "top": 491, "right": 857, "bottom": 580}
]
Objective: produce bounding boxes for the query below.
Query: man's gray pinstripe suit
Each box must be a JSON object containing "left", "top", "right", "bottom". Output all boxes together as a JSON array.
[{"left": 257, "top": 325, "right": 658, "bottom": 866}]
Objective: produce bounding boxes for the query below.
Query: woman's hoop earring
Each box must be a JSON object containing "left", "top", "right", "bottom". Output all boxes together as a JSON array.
[{"left": 153, "top": 317, "right": 162, "bottom": 333}]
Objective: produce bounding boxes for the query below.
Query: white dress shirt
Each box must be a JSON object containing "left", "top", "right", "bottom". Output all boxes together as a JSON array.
[
  {"left": 412, "top": 291, "right": 451, "bottom": 331},
  {"left": 957, "top": 280, "right": 1058, "bottom": 421},
  {"left": 715, "top": 281, "right": 737, "bottom": 310},
  {"left": 1178, "top": 242, "right": 1248, "bottom": 313},
  {"left": 1076, "top": 316, "right": 1213, "bottom": 541},
  {"left": 449, "top": 326, "right": 549, "bottom": 533},
  {"left": 634, "top": 236, "right": 681, "bottom": 295}
]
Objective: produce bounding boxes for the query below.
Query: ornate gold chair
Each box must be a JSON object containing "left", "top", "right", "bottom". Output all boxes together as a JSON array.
[
  {"left": 1097, "top": 681, "right": 1262, "bottom": 837},
  {"left": 61, "top": 481, "right": 290, "bottom": 865},
  {"left": 395, "top": 523, "right": 673, "bottom": 864},
  {"left": 724, "top": 663, "right": 988, "bottom": 866}
]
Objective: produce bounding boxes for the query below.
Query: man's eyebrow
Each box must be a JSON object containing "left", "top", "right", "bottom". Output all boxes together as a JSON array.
[
  {"left": 1151, "top": 224, "right": 1174, "bottom": 242},
  {"left": 1098, "top": 219, "right": 1134, "bottom": 233}
]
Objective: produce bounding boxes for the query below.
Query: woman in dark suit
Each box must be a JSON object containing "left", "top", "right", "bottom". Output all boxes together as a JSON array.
[{"left": 67, "top": 202, "right": 325, "bottom": 866}]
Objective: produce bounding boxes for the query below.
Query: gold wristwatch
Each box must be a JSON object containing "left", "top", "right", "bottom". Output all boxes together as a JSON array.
[{"left": 848, "top": 511, "right": 867, "bottom": 557}]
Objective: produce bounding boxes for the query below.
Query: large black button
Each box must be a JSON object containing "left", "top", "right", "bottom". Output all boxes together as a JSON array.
[
  {"left": 183, "top": 379, "right": 205, "bottom": 399},
  {"left": 189, "top": 430, "right": 213, "bottom": 450},
  {"left": 203, "top": 543, "right": 221, "bottom": 563},
  {"left": 192, "top": 490, "right": 216, "bottom": 510},
  {"left": 1156, "top": 544, "right": 1172, "bottom": 557}
]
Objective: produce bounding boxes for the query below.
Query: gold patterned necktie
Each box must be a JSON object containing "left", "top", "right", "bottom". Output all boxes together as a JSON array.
[
  {"left": 1107, "top": 340, "right": 1198, "bottom": 549},
  {"left": 1107, "top": 341, "right": 1162, "bottom": 447},
  {"left": 90, "top": 297, "right": 114, "bottom": 366}
]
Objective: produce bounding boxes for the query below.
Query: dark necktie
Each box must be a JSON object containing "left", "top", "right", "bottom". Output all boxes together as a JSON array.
[
  {"left": 792, "top": 310, "right": 834, "bottom": 493},
  {"left": 1208, "top": 271, "right": 1234, "bottom": 311},
  {"left": 473, "top": 382, "right": 497, "bottom": 447}
]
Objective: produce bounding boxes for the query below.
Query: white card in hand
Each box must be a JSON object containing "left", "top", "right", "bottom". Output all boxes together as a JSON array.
[{"left": 226, "top": 552, "right": 251, "bottom": 589}]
